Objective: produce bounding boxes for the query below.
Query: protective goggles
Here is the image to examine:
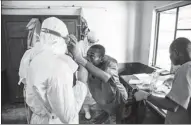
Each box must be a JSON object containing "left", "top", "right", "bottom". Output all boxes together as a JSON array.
[{"left": 41, "top": 28, "right": 71, "bottom": 43}]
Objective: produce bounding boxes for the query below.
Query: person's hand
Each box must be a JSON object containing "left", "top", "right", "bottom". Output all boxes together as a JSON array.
[
  {"left": 134, "top": 90, "right": 150, "bottom": 101},
  {"left": 67, "top": 34, "right": 82, "bottom": 59},
  {"left": 67, "top": 34, "right": 87, "bottom": 66}
]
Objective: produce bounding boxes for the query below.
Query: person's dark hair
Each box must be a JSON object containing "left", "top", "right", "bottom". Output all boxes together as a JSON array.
[
  {"left": 90, "top": 44, "right": 105, "bottom": 57},
  {"left": 170, "top": 37, "right": 191, "bottom": 54},
  {"left": 170, "top": 37, "right": 191, "bottom": 64}
]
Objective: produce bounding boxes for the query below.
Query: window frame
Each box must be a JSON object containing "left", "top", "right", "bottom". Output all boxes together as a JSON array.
[{"left": 151, "top": 1, "right": 191, "bottom": 70}]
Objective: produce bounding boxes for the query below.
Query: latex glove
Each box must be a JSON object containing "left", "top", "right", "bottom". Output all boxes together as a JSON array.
[
  {"left": 134, "top": 90, "right": 150, "bottom": 101},
  {"left": 67, "top": 34, "right": 86, "bottom": 65}
]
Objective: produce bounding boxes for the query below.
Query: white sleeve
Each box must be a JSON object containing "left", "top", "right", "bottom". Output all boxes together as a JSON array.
[
  {"left": 73, "top": 81, "right": 88, "bottom": 110},
  {"left": 166, "top": 65, "right": 191, "bottom": 109},
  {"left": 46, "top": 70, "right": 87, "bottom": 123},
  {"left": 18, "top": 49, "right": 32, "bottom": 85}
]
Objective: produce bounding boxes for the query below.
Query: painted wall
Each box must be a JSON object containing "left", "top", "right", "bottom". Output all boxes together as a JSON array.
[
  {"left": 2, "top": 1, "right": 143, "bottom": 63},
  {"left": 79, "top": 1, "right": 177, "bottom": 64},
  {"left": 139, "top": 1, "right": 179, "bottom": 65},
  {"left": 2, "top": 1, "right": 179, "bottom": 64}
]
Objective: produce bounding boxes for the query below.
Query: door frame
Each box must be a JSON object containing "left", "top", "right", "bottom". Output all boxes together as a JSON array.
[{"left": 2, "top": 15, "right": 82, "bottom": 103}]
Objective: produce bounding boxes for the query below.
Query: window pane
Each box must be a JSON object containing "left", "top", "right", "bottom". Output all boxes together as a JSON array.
[
  {"left": 156, "top": 9, "right": 177, "bottom": 71},
  {"left": 176, "top": 30, "right": 191, "bottom": 40},
  {"left": 177, "top": 4, "right": 191, "bottom": 29}
]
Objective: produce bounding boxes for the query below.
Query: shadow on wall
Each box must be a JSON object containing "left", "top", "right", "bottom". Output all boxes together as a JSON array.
[{"left": 82, "top": 1, "right": 143, "bottom": 63}]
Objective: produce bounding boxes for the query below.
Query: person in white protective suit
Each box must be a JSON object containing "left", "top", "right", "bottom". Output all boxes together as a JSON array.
[
  {"left": 18, "top": 17, "right": 87, "bottom": 124},
  {"left": 78, "top": 30, "right": 99, "bottom": 57},
  {"left": 78, "top": 30, "right": 99, "bottom": 119}
]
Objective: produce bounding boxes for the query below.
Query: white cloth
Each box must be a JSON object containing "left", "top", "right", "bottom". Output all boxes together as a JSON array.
[
  {"left": 165, "top": 61, "right": 191, "bottom": 124},
  {"left": 18, "top": 49, "right": 32, "bottom": 85},
  {"left": 19, "top": 17, "right": 87, "bottom": 124},
  {"left": 78, "top": 37, "right": 97, "bottom": 106},
  {"left": 26, "top": 50, "right": 87, "bottom": 124},
  {"left": 78, "top": 37, "right": 90, "bottom": 57},
  {"left": 87, "top": 31, "right": 99, "bottom": 42},
  {"left": 78, "top": 30, "right": 99, "bottom": 57},
  {"left": 26, "top": 18, "right": 41, "bottom": 49}
]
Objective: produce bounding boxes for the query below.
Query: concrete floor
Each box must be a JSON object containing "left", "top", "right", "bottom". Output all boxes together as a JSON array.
[
  {"left": 142, "top": 106, "right": 164, "bottom": 124},
  {"left": 1, "top": 103, "right": 110, "bottom": 124},
  {"left": 1, "top": 103, "right": 164, "bottom": 124},
  {"left": 1, "top": 103, "right": 28, "bottom": 124}
]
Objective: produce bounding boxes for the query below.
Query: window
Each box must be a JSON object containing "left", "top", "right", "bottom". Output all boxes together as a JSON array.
[{"left": 151, "top": 2, "right": 191, "bottom": 71}]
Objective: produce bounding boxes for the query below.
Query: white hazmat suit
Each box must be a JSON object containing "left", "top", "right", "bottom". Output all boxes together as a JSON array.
[{"left": 18, "top": 17, "right": 87, "bottom": 124}]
